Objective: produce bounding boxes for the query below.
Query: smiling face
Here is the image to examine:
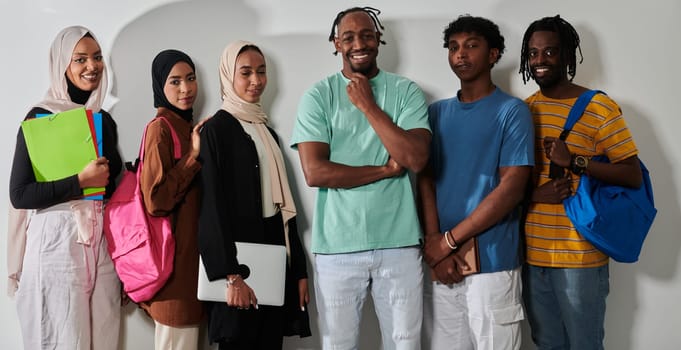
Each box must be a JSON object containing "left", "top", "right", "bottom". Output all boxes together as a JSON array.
[
  {"left": 527, "top": 30, "right": 566, "bottom": 89},
  {"left": 334, "top": 11, "right": 380, "bottom": 78},
  {"left": 233, "top": 48, "right": 267, "bottom": 103},
  {"left": 163, "top": 61, "right": 197, "bottom": 111},
  {"left": 65, "top": 36, "right": 103, "bottom": 91},
  {"left": 447, "top": 31, "right": 498, "bottom": 83}
]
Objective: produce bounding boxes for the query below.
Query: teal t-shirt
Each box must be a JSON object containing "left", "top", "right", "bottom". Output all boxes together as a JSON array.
[{"left": 290, "top": 70, "right": 430, "bottom": 254}]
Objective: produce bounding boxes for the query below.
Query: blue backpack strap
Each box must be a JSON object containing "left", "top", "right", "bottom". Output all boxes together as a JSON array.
[
  {"left": 550, "top": 89, "right": 604, "bottom": 179},
  {"left": 559, "top": 89, "right": 604, "bottom": 140}
]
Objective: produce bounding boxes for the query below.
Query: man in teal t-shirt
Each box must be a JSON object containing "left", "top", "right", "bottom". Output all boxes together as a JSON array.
[{"left": 290, "top": 7, "right": 431, "bottom": 350}]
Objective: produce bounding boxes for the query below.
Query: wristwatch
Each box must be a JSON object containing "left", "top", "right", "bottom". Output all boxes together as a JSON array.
[
  {"left": 226, "top": 275, "right": 242, "bottom": 288},
  {"left": 571, "top": 155, "right": 589, "bottom": 175}
]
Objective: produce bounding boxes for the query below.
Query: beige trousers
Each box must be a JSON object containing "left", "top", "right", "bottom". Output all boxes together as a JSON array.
[{"left": 154, "top": 321, "right": 200, "bottom": 350}]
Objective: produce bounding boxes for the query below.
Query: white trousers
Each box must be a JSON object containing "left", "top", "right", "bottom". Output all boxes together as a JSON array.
[
  {"left": 16, "top": 201, "right": 121, "bottom": 350},
  {"left": 154, "top": 321, "right": 200, "bottom": 350},
  {"left": 423, "top": 267, "right": 524, "bottom": 350}
]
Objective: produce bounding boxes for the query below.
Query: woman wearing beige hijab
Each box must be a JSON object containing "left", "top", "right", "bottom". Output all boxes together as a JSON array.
[
  {"left": 9, "top": 26, "right": 122, "bottom": 349},
  {"left": 197, "top": 40, "right": 311, "bottom": 349}
]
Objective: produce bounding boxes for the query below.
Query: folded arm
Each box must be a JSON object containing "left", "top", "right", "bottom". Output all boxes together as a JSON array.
[
  {"left": 297, "top": 141, "right": 403, "bottom": 189},
  {"left": 347, "top": 73, "right": 431, "bottom": 172}
]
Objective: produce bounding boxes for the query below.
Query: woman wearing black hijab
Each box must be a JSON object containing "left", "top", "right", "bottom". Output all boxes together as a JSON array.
[{"left": 138, "top": 49, "right": 207, "bottom": 350}]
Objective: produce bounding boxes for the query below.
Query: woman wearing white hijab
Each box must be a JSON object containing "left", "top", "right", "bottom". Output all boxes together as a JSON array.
[
  {"left": 9, "top": 26, "right": 122, "bottom": 349},
  {"left": 198, "top": 41, "right": 311, "bottom": 349}
]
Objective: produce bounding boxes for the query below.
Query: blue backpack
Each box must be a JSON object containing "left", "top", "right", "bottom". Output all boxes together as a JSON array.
[{"left": 559, "top": 90, "right": 657, "bottom": 263}]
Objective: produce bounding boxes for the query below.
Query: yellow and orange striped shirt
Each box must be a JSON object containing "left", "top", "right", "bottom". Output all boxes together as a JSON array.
[{"left": 524, "top": 91, "right": 638, "bottom": 268}]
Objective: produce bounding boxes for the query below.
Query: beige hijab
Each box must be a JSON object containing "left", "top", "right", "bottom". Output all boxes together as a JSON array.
[
  {"left": 219, "top": 40, "right": 296, "bottom": 257},
  {"left": 8, "top": 26, "right": 106, "bottom": 296}
]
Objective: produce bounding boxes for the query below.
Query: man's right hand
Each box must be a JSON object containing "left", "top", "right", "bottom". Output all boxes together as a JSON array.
[{"left": 346, "top": 72, "right": 377, "bottom": 114}]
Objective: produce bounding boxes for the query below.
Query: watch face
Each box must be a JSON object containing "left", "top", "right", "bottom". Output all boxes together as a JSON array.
[{"left": 575, "top": 156, "right": 588, "bottom": 167}]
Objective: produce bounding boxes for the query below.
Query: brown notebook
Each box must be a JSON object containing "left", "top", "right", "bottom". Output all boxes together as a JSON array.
[
  {"left": 430, "top": 236, "right": 480, "bottom": 280},
  {"left": 455, "top": 236, "right": 480, "bottom": 276}
]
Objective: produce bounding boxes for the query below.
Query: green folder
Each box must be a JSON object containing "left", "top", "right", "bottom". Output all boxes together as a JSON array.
[{"left": 21, "top": 107, "right": 104, "bottom": 197}]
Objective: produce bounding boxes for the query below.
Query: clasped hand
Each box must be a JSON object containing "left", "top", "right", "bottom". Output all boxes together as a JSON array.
[
  {"left": 431, "top": 253, "right": 469, "bottom": 285},
  {"left": 423, "top": 232, "right": 451, "bottom": 267},
  {"left": 424, "top": 233, "right": 470, "bottom": 285}
]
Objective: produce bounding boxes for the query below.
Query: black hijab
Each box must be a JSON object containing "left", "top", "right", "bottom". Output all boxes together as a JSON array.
[{"left": 151, "top": 49, "right": 195, "bottom": 122}]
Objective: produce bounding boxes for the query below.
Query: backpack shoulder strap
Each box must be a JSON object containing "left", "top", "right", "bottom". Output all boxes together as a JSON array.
[
  {"left": 140, "top": 116, "right": 183, "bottom": 161},
  {"left": 156, "top": 117, "right": 182, "bottom": 160},
  {"left": 559, "top": 89, "right": 604, "bottom": 140}
]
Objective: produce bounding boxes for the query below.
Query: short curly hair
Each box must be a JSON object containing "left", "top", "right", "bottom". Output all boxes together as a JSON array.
[{"left": 442, "top": 15, "right": 505, "bottom": 65}]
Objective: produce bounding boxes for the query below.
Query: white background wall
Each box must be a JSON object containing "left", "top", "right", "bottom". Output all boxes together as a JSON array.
[{"left": 1, "top": 0, "right": 679, "bottom": 349}]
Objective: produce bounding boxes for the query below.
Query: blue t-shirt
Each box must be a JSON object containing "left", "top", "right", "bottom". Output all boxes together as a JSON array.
[
  {"left": 429, "top": 88, "right": 534, "bottom": 272},
  {"left": 291, "top": 70, "right": 430, "bottom": 254}
]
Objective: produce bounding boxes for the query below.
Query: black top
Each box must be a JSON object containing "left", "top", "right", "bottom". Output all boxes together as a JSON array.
[
  {"left": 198, "top": 109, "right": 307, "bottom": 281},
  {"left": 9, "top": 107, "right": 123, "bottom": 209},
  {"left": 198, "top": 110, "right": 310, "bottom": 342}
]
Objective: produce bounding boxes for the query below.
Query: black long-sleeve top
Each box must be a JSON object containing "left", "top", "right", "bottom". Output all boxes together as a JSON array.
[
  {"left": 9, "top": 107, "right": 122, "bottom": 209},
  {"left": 197, "top": 110, "right": 307, "bottom": 282}
]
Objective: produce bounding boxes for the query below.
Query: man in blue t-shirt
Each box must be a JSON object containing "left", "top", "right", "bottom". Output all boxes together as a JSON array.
[
  {"left": 290, "top": 7, "right": 431, "bottom": 350},
  {"left": 418, "top": 15, "right": 534, "bottom": 350}
]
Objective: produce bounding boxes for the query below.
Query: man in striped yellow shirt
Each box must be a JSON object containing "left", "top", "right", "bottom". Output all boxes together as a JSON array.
[{"left": 519, "top": 15, "right": 643, "bottom": 350}]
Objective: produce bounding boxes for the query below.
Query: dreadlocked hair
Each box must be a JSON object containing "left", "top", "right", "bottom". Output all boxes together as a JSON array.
[
  {"left": 519, "top": 14, "right": 583, "bottom": 84},
  {"left": 328, "top": 6, "right": 386, "bottom": 55}
]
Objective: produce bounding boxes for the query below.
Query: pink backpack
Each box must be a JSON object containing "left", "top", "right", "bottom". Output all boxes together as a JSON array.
[{"left": 104, "top": 117, "right": 180, "bottom": 303}]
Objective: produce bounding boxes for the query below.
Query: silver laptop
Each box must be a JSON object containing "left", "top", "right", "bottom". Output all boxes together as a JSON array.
[{"left": 197, "top": 242, "right": 286, "bottom": 306}]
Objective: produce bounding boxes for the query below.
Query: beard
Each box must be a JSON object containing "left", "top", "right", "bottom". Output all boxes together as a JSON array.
[
  {"left": 350, "top": 62, "right": 376, "bottom": 76},
  {"left": 345, "top": 49, "right": 378, "bottom": 77},
  {"left": 531, "top": 65, "right": 565, "bottom": 89},
  {"left": 350, "top": 63, "right": 376, "bottom": 76}
]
